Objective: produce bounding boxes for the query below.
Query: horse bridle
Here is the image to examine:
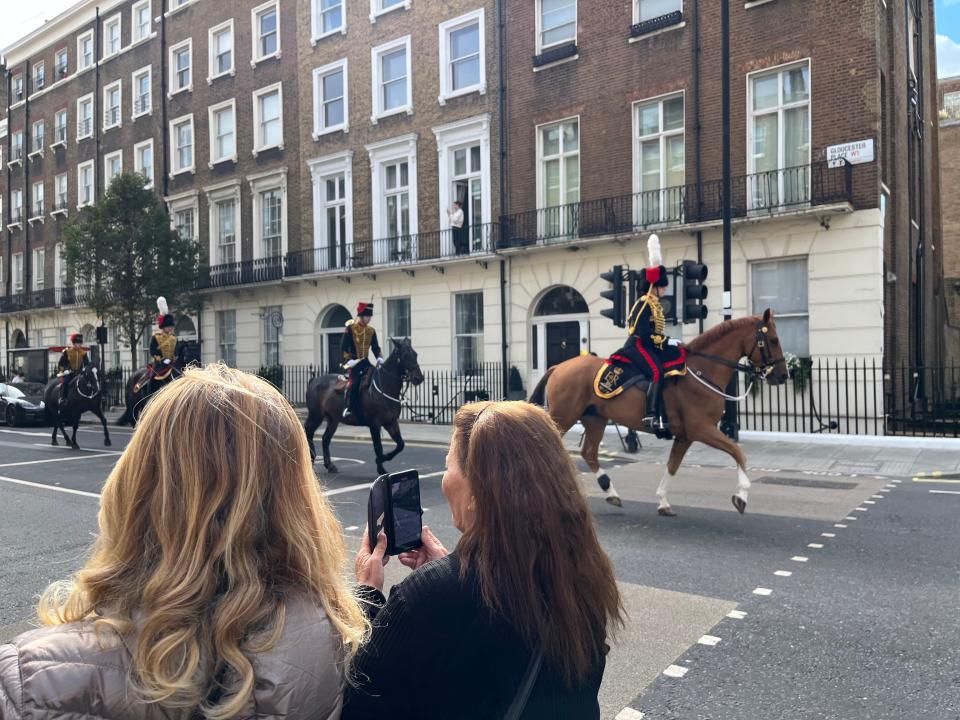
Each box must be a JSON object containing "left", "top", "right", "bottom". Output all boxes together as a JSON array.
[
  {"left": 686, "top": 320, "right": 781, "bottom": 386},
  {"left": 73, "top": 368, "right": 100, "bottom": 399},
  {"left": 371, "top": 363, "right": 411, "bottom": 405}
]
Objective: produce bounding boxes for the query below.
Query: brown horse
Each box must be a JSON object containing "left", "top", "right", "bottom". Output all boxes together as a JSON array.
[
  {"left": 304, "top": 339, "right": 424, "bottom": 476},
  {"left": 529, "top": 310, "right": 789, "bottom": 515}
]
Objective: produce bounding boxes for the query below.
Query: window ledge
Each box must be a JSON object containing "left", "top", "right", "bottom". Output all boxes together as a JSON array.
[
  {"left": 251, "top": 51, "right": 281, "bottom": 68},
  {"left": 532, "top": 53, "right": 578, "bottom": 72},
  {"left": 168, "top": 85, "right": 193, "bottom": 99},
  {"left": 533, "top": 42, "right": 578, "bottom": 69},
  {"left": 8, "top": 158, "right": 22, "bottom": 167},
  {"left": 76, "top": 203, "right": 93, "bottom": 211},
  {"left": 311, "top": 26, "right": 348, "bottom": 44},
  {"left": 49, "top": 140, "right": 67, "bottom": 151},
  {"left": 28, "top": 215, "right": 45, "bottom": 225},
  {"left": 370, "top": 1, "right": 410, "bottom": 23},
  {"left": 7, "top": 222, "right": 23, "bottom": 231},
  {"left": 207, "top": 69, "right": 236, "bottom": 85},
  {"left": 313, "top": 124, "right": 349, "bottom": 140},
  {"left": 371, "top": 106, "right": 413, "bottom": 124},
  {"left": 630, "top": 10, "right": 684, "bottom": 39},
  {"left": 744, "top": 0, "right": 776, "bottom": 7},
  {"left": 103, "top": 123, "right": 122, "bottom": 132},
  {"left": 76, "top": 134, "right": 93, "bottom": 142},
  {"left": 51, "top": 208, "right": 69, "bottom": 217},
  {"left": 439, "top": 84, "right": 486, "bottom": 105},
  {"left": 164, "top": 1, "right": 194, "bottom": 18},
  {"left": 252, "top": 143, "right": 283, "bottom": 157},
  {"left": 629, "top": 20, "right": 686, "bottom": 42},
  {"left": 28, "top": 149, "right": 44, "bottom": 160},
  {"left": 208, "top": 156, "right": 238, "bottom": 169},
  {"left": 169, "top": 167, "right": 196, "bottom": 178},
  {"left": 132, "top": 109, "right": 153, "bottom": 121}
]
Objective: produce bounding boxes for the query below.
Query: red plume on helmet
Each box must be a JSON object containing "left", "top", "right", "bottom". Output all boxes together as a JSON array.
[
  {"left": 356, "top": 302, "right": 374, "bottom": 317},
  {"left": 69, "top": 332, "right": 84, "bottom": 344}
]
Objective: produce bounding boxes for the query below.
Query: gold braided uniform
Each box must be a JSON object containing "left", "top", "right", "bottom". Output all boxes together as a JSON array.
[
  {"left": 63, "top": 347, "right": 88, "bottom": 371},
  {"left": 342, "top": 320, "right": 379, "bottom": 365},
  {"left": 628, "top": 292, "right": 666, "bottom": 348},
  {"left": 151, "top": 331, "right": 178, "bottom": 380}
]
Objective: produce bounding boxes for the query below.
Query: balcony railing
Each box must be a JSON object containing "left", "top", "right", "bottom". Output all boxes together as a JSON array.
[
  {"left": 31, "top": 135, "right": 45, "bottom": 153},
  {"left": 10, "top": 210, "right": 24, "bottom": 225},
  {"left": 77, "top": 118, "right": 92, "bottom": 137},
  {"left": 198, "top": 256, "right": 286, "bottom": 289},
  {"left": 53, "top": 125, "right": 67, "bottom": 144},
  {"left": 631, "top": 10, "right": 683, "bottom": 38},
  {"left": 134, "top": 96, "right": 151, "bottom": 115},
  {"left": 53, "top": 194, "right": 69, "bottom": 213},
  {"left": 11, "top": 146, "right": 24, "bottom": 163},
  {"left": 105, "top": 107, "right": 121, "bottom": 127}
]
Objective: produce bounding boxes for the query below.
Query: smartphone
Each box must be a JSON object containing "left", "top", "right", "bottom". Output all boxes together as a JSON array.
[{"left": 367, "top": 469, "right": 424, "bottom": 556}]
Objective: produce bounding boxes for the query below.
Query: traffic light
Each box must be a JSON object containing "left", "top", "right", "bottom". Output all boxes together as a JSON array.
[
  {"left": 600, "top": 265, "right": 625, "bottom": 327},
  {"left": 682, "top": 259, "right": 709, "bottom": 323}
]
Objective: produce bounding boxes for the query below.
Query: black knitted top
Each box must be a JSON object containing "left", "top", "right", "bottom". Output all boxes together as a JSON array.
[{"left": 342, "top": 553, "right": 605, "bottom": 720}]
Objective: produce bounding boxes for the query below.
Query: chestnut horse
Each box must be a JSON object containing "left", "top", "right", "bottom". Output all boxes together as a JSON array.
[{"left": 529, "top": 310, "right": 789, "bottom": 515}]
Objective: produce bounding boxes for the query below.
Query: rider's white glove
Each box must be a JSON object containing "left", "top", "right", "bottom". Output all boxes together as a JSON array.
[
  {"left": 667, "top": 338, "right": 682, "bottom": 347},
  {"left": 63, "top": 370, "right": 72, "bottom": 376},
  {"left": 376, "top": 357, "right": 384, "bottom": 367},
  {"left": 163, "top": 358, "right": 172, "bottom": 365},
  {"left": 345, "top": 359, "right": 359, "bottom": 369}
]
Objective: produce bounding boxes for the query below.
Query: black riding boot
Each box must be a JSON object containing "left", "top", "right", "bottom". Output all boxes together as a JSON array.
[{"left": 645, "top": 383, "right": 670, "bottom": 437}]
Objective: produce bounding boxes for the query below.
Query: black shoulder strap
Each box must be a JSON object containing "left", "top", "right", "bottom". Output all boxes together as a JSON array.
[{"left": 503, "top": 648, "right": 544, "bottom": 720}]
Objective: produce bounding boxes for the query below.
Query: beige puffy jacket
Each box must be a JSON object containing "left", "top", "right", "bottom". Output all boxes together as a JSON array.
[{"left": 0, "top": 593, "right": 345, "bottom": 720}]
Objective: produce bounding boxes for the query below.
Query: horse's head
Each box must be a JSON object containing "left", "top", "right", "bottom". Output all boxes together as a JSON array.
[
  {"left": 75, "top": 363, "right": 101, "bottom": 397},
  {"left": 747, "top": 309, "right": 789, "bottom": 385},
  {"left": 394, "top": 338, "right": 424, "bottom": 386}
]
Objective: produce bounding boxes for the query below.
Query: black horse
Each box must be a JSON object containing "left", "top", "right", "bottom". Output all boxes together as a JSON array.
[
  {"left": 304, "top": 339, "right": 424, "bottom": 476},
  {"left": 43, "top": 364, "right": 111, "bottom": 449},
  {"left": 117, "top": 341, "right": 189, "bottom": 427}
]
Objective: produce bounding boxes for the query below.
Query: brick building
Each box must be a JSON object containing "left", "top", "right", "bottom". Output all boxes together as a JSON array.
[{"left": 938, "top": 75, "right": 960, "bottom": 367}]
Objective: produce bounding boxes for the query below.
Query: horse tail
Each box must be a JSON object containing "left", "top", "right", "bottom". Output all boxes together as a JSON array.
[{"left": 528, "top": 367, "right": 555, "bottom": 407}]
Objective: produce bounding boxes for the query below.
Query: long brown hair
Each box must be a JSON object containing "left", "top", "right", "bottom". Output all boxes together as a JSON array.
[
  {"left": 453, "top": 401, "right": 624, "bottom": 686},
  {"left": 39, "top": 364, "right": 368, "bottom": 719}
]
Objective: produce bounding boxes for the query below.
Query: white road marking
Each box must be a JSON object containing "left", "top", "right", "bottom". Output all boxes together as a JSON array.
[
  {"left": 834, "top": 524, "right": 847, "bottom": 529},
  {"left": 863, "top": 500, "right": 876, "bottom": 505},
  {"left": 855, "top": 507, "right": 868, "bottom": 512},
  {"left": 929, "top": 489, "right": 960, "bottom": 495},
  {"left": 879, "top": 488, "right": 891, "bottom": 493},
  {"left": 821, "top": 532, "right": 836, "bottom": 538},
  {"left": 325, "top": 482, "right": 376, "bottom": 497},
  {"left": 662, "top": 664, "right": 688, "bottom": 678},
  {"left": 892, "top": 479, "right": 902, "bottom": 484},
  {"left": 774, "top": 570, "right": 792, "bottom": 577},
  {"left": 845, "top": 516, "right": 858, "bottom": 520},
  {"left": 0, "top": 474, "right": 100, "bottom": 499},
  {"left": 871, "top": 494, "right": 884, "bottom": 499},
  {"left": 807, "top": 543, "right": 824, "bottom": 549},
  {"left": 698, "top": 635, "right": 721, "bottom": 646},
  {"left": 0, "top": 452, "right": 121, "bottom": 468},
  {"left": 726, "top": 610, "right": 747, "bottom": 619},
  {"left": 752, "top": 587, "right": 772, "bottom": 596},
  {"left": 615, "top": 709, "right": 645, "bottom": 720},
  {"left": 791, "top": 556, "right": 808, "bottom": 562},
  {"left": 0, "top": 429, "right": 49, "bottom": 437},
  {"left": 344, "top": 525, "right": 359, "bottom": 531},
  {"left": 328, "top": 457, "right": 366, "bottom": 465},
  {"left": 420, "top": 470, "right": 445, "bottom": 479},
  {"left": 32, "top": 443, "right": 115, "bottom": 454}
]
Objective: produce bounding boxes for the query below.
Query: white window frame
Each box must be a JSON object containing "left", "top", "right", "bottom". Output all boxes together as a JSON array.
[
  {"left": 248, "top": 168, "right": 288, "bottom": 260},
  {"left": 433, "top": 114, "right": 492, "bottom": 254},
  {"left": 438, "top": 10, "right": 485, "bottom": 104},
  {"left": 33, "top": 61, "right": 45, "bottom": 93},
  {"left": 134, "top": 139, "right": 154, "bottom": 188},
  {"left": 366, "top": 133, "right": 418, "bottom": 262},
  {"left": 170, "top": 114, "right": 196, "bottom": 176},
  {"left": 313, "top": 59, "right": 349, "bottom": 138},
  {"left": 132, "top": 0, "right": 152, "bottom": 43},
  {"left": 217, "top": 309, "right": 237, "bottom": 365},
  {"left": 746, "top": 59, "right": 812, "bottom": 210},
  {"left": 53, "top": 109, "right": 68, "bottom": 147},
  {"left": 11, "top": 131, "right": 24, "bottom": 164},
  {"left": 103, "top": 79, "right": 123, "bottom": 130},
  {"left": 252, "top": 82, "right": 284, "bottom": 154},
  {"left": 11, "top": 189, "right": 23, "bottom": 225},
  {"left": 55, "top": 48, "right": 68, "bottom": 79},
  {"left": 208, "top": 19, "right": 235, "bottom": 83},
  {"left": 169, "top": 38, "right": 193, "bottom": 96},
  {"left": 631, "top": 91, "right": 685, "bottom": 225},
  {"left": 104, "top": 149, "right": 123, "bottom": 188},
  {"left": 749, "top": 256, "right": 810, "bottom": 358},
  {"left": 312, "top": 0, "right": 347, "bottom": 42},
  {"left": 167, "top": 189, "right": 200, "bottom": 242},
  {"left": 251, "top": 0, "right": 281, "bottom": 66},
  {"left": 535, "top": 0, "right": 577, "bottom": 53},
  {"left": 55, "top": 244, "right": 67, "bottom": 291},
  {"left": 370, "top": 0, "right": 411, "bottom": 23},
  {"left": 535, "top": 115, "right": 580, "bottom": 234},
  {"left": 77, "top": 30, "right": 94, "bottom": 71},
  {"left": 208, "top": 98, "right": 238, "bottom": 166},
  {"left": 31, "top": 181, "right": 45, "bottom": 220},
  {"left": 453, "top": 291, "right": 485, "bottom": 374},
  {"left": 32, "top": 248, "right": 45, "bottom": 291},
  {"left": 77, "top": 93, "right": 94, "bottom": 139},
  {"left": 309, "top": 150, "right": 355, "bottom": 270},
  {"left": 77, "top": 160, "right": 95, "bottom": 208},
  {"left": 261, "top": 304, "right": 283, "bottom": 367},
  {"left": 203, "top": 180, "right": 242, "bottom": 268},
  {"left": 634, "top": 0, "right": 682, "bottom": 24},
  {"left": 54, "top": 173, "right": 69, "bottom": 214},
  {"left": 132, "top": 65, "right": 152, "bottom": 118},
  {"left": 103, "top": 13, "right": 122, "bottom": 58},
  {"left": 12, "top": 253, "right": 24, "bottom": 293},
  {"left": 371, "top": 35, "right": 412, "bottom": 122},
  {"left": 30, "top": 120, "right": 45, "bottom": 157}
]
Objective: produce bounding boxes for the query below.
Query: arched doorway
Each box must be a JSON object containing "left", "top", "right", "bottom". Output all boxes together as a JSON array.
[
  {"left": 12, "top": 329, "right": 27, "bottom": 348},
  {"left": 314, "top": 304, "right": 352, "bottom": 373},
  {"left": 530, "top": 286, "right": 590, "bottom": 385},
  {"left": 175, "top": 315, "right": 197, "bottom": 341}
]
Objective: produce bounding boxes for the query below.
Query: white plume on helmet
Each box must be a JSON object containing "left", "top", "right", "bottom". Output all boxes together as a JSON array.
[
  {"left": 647, "top": 234, "right": 662, "bottom": 267},
  {"left": 156, "top": 296, "right": 169, "bottom": 315}
]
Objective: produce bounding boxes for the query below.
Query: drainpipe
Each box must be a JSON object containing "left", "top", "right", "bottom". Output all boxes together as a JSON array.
[
  {"left": 692, "top": 0, "right": 704, "bottom": 334},
  {"left": 160, "top": 1, "right": 169, "bottom": 196},
  {"left": 23, "top": 59, "right": 31, "bottom": 330},
  {"left": 94, "top": 9, "right": 101, "bottom": 204},
  {"left": 913, "top": 0, "right": 926, "bottom": 383},
  {"left": 496, "top": 0, "right": 508, "bottom": 397}
]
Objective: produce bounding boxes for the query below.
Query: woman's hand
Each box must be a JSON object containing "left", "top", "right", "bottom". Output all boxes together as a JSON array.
[
  {"left": 398, "top": 526, "right": 449, "bottom": 571},
  {"left": 355, "top": 528, "right": 389, "bottom": 591}
]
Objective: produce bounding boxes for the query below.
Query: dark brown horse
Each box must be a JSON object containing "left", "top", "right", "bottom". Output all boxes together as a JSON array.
[
  {"left": 117, "top": 341, "right": 189, "bottom": 427},
  {"left": 304, "top": 339, "right": 424, "bottom": 476},
  {"left": 43, "top": 363, "right": 111, "bottom": 449},
  {"left": 529, "top": 310, "right": 788, "bottom": 515}
]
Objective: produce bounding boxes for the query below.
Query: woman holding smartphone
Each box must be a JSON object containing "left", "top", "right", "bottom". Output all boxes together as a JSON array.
[{"left": 350, "top": 401, "right": 623, "bottom": 719}]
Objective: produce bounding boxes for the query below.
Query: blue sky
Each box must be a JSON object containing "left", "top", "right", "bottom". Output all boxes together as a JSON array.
[{"left": 938, "top": 0, "right": 960, "bottom": 77}]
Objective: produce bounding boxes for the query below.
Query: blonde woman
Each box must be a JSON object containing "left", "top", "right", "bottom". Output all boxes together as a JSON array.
[{"left": 0, "top": 365, "right": 367, "bottom": 719}]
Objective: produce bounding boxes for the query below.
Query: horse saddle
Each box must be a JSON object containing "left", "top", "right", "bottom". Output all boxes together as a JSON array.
[
  {"left": 152, "top": 364, "right": 174, "bottom": 381},
  {"left": 593, "top": 358, "right": 649, "bottom": 399}
]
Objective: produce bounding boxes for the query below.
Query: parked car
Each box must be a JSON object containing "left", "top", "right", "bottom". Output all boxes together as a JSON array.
[{"left": 0, "top": 382, "right": 48, "bottom": 427}]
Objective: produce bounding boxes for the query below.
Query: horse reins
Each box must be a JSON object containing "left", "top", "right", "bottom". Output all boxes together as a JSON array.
[
  {"left": 684, "top": 322, "right": 778, "bottom": 399},
  {"left": 371, "top": 365, "right": 409, "bottom": 405},
  {"left": 73, "top": 370, "right": 100, "bottom": 400}
]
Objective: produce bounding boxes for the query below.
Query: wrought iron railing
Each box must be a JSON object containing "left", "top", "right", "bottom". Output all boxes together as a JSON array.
[
  {"left": 134, "top": 96, "right": 151, "bottom": 115},
  {"left": 53, "top": 125, "right": 67, "bottom": 144},
  {"left": 631, "top": 10, "right": 683, "bottom": 37},
  {"left": 32, "top": 135, "right": 45, "bottom": 153},
  {"left": 198, "top": 256, "right": 285, "bottom": 289},
  {"left": 77, "top": 118, "right": 93, "bottom": 137}
]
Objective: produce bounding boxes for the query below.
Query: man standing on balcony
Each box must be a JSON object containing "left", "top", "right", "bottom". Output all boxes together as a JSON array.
[
  {"left": 448, "top": 200, "right": 466, "bottom": 255},
  {"left": 618, "top": 235, "right": 686, "bottom": 437},
  {"left": 57, "top": 332, "right": 90, "bottom": 408},
  {"left": 341, "top": 302, "right": 383, "bottom": 423}
]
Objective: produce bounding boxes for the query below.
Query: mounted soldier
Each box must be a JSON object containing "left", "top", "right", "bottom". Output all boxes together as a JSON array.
[
  {"left": 148, "top": 296, "right": 178, "bottom": 394},
  {"left": 341, "top": 302, "right": 384, "bottom": 423},
  {"left": 57, "top": 332, "right": 92, "bottom": 409},
  {"left": 611, "top": 234, "right": 686, "bottom": 437}
]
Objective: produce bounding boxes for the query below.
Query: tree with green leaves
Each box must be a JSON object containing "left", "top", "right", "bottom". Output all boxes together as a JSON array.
[{"left": 63, "top": 173, "right": 202, "bottom": 367}]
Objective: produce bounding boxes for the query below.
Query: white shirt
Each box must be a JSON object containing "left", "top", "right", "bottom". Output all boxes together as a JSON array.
[{"left": 447, "top": 207, "right": 464, "bottom": 229}]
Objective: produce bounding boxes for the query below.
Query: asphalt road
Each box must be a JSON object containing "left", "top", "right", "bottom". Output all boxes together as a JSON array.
[{"left": 1, "top": 423, "right": 958, "bottom": 720}]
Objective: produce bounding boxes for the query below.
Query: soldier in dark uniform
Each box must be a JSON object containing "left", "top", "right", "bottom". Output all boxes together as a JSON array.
[
  {"left": 615, "top": 235, "right": 686, "bottom": 435},
  {"left": 340, "top": 302, "right": 383, "bottom": 422},
  {"left": 148, "top": 296, "right": 178, "bottom": 394},
  {"left": 57, "top": 332, "right": 91, "bottom": 407}
]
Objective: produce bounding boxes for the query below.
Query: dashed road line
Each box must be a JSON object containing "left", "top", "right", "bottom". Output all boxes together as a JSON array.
[
  {"left": 753, "top": 587, "right": 772, "bottom": 596},
  {"left": 929, "top": 489, "right": 960, "bottom": 495},
  {"left": 845, "top": 516, "right": 858, "bottom": 520},
  {"left": 663, "top": 664, "right": 688, "bottom": 678},
  {"left": 727, "top": 610, "right": 747, "bottom": 619},
  {"left": 822, "top": 532, "right": 836, "bottom": 538},
  {"left": 0, "top": 474, "right": 100, "bottom": 499},
  {"left": 0, "top": 452, "right": 121, "bottom": 468},
  {"left": 854, "top": 507, "right": 868, "bottom": 512},
  {"left": 912, "top": 478, "right": 960, "bottom": 484},
  {"left": 807, "top": 543, "right": 824, "bottom": 549},
  {"left": 864, "top": 500, "right": 876, "bottom": 505},
  {"left": 615, "top": 709, "right": 645, "bottom": 720},
  {"left": 871, "top": 494, "right": 884, "bottom": 499},
  {"left": 697, "top": 635, "right": 721, "bottom": 646},
  {"left": 774, "top": 570, "right": 792, "bottom": 577},
  {"left": 791, "top": 556, "right": 808, "bottom": 562}
]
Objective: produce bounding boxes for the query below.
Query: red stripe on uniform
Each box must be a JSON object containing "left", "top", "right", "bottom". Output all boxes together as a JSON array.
[
  {"left": 634, "top": 341, "right": 661, "bottom": 382},
  {"left": 664, "top": 346, "right": 687, "bottom": 368}
]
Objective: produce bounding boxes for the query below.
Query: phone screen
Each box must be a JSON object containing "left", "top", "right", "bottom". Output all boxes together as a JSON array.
[{"left": 390, "top": 473, "right": 422, "bottom": 550}]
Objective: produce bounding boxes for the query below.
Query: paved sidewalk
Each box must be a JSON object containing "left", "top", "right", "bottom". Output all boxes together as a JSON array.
[{"left": 97, "top": 406, "right": 959, "bottom": 478}]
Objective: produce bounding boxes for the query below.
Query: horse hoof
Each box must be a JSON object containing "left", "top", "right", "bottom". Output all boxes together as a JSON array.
[
  {"left": 597, "top": 474, "right": 611, "bottom": 492},
  {"left": 51, "top": 440, "right": 58, "bottom": 447},
  {"left": 325, "top": 464, "right": 339, "bottom": 474},
  {"left": 104, "top": 439, "right": 112, "bottom": 447},
  {"left": 658, "top": 507, "right": 677, "bottom": 517},
  {"left": 605, "top": 495, "right": 623, "bottom": 508},
  {"left": 731, "top": 495, "right": 747, "bottom": 514},
  {"left": 71, "top": 444, "right": 80, "bottom": 450}
]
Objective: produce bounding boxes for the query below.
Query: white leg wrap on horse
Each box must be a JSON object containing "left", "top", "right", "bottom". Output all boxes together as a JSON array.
[
  {"left": 736, "top": 467, "right": 751, "bottom": 502},
  {"left": 656, "top": 468, "right": 673, "bottom": 509},
  {"left": 595, "top": 469, "right": 618, "bottom": 498}
]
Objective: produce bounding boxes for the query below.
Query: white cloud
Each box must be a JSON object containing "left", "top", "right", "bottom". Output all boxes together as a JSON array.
[{"left": 938, "top": 34, "right": 960, "bottom": 78}]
